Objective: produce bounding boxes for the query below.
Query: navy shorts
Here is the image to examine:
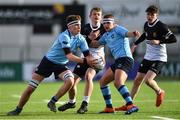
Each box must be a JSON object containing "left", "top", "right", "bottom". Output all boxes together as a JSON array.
[
  {"left": 35, "top": 56, "right": 69, "bottom": 78},
  {"left": 138, "top": 59, "right": 165, "bottom": 75},
  {"left": 73, "top": 63, "right": 89, "bottom": 78},
  {"left": 73, "top": 62, "right": 100, "bottom": 78},
  {"left": 111, "top": 57, "right": 134, "bottom": 74}
]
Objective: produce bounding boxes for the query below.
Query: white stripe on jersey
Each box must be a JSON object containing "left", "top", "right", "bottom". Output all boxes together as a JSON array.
[
  {"left": 144, "top": 40, "right": 167, "bottom": 62},
  {"left": 165, "top": 30, "right": 172, "bottom": 39}
]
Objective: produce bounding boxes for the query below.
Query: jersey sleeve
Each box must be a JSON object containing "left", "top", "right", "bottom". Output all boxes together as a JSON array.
[
  {"left": 160, "top": 22, "right": 169, "bottom": 35},
  {"left": 79, "top": 36, "right": 89, "bottom": 52},
  {"left": 158, "top": 21, "right": 172, "bottom": 38},
  {"left": 116, "top": 26, "right": 128, "bottom": 38},
  {"left": 159, "top": 22, "right": 177, "bottom": 44},
  {"left": 81, "top": 24, "right": 92, "bottom": 46},
  {"left": 134, "top": 33, "right": 146, "bottom": 45},
  {"left": 59, "top": 35, "right": 71, "bottom": 48}
]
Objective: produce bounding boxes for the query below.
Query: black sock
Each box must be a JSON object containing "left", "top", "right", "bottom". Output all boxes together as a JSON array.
[
  {"left": 16, "top": 106, "right": 22, "bottom": 112},
  {"left": 82, "top": 101, "right": 88, "bottom": 106},
  {"left": 50, "top": 96, "right": 58, "bottom": 103}
]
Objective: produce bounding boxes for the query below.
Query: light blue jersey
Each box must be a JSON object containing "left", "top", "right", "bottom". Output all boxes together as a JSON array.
[
  {"left": 99, "top": 25, "right": 133, "bottom": 60},
  {"left": 46, "top": 30, "right": 89, "bottom": 64}
]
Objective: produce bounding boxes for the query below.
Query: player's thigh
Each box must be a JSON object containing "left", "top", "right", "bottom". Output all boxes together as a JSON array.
[
  {"left": 134, "top": 72, "right": 145, "bottom": 84},
  {"left": 85, "top": 68, "right": 96, "bottom": 81},
  {"left": 114, "top": 69, "right": 127, "bottom": 87},
  {"left": 99, "top": 68, "right": 114, "bottom": 86},
  {"left": 144, "top": 70, "right": 157, "bottom": 82},
  {"left": 32, "top": 73, "right": 44, "bottom": 82},
  {"left": 58, "top": 69, "right": 74, "bottom": 83},
  {"left": 144, "top": 61, "right": 164, "bottom": 82}
]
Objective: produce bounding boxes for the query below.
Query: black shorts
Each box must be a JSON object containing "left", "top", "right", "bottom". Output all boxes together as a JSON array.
[
  {"left": 35, "top": 56, "right": 69, "bottom": 78},
  {"left": 73, "top": 63, "right": 89, "bottom": 78},
  {"left": 111, "top": 57, "right": 134, "bottom": 74},
  {"left": 138, "top": 59, "right": 166, "bottom": 75}
]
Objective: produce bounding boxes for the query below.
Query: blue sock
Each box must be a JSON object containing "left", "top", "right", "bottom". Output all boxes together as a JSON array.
[
  {"left": 100, "top": 86, "right": 113, "bottom": 108},
  {"left": 118, "top": 85, "right": 133, "bottom": 105}
]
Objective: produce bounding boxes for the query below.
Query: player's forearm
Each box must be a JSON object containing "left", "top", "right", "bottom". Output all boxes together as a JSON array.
[
  {"left": 126, "top": 31, "right": 141, "bottom": 38},
  {"left": 134, "top": 33, "right": 146, "bottom": 45},
  {"left": 126, "top": 32, "right": 135, "bottom": 37},
  {"left": 66, "top": 53, "right": 84, "bottom": 63}
]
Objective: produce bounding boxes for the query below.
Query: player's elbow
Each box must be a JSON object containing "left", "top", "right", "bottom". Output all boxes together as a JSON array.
[{"left": 170, "top": 34, "right": 177, "bottom": 43}]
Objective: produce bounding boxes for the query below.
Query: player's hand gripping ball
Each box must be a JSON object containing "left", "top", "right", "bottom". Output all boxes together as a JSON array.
[{"left": 91, "top": 53, "right": 105, "bottom": 70}]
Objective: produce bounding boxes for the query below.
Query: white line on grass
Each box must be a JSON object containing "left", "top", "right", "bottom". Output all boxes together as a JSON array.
[
  {"left": 151, "top": 116, "right": 177, "bottom": 120},
  {"left": 90, "top": 99, "right": 179, "bottom": 103},
  {"left": 11, "top": 94, "right": 21, "bottom": 98},
  {"left": 43, "top": 99, "right": 66, "bottom": 105}
]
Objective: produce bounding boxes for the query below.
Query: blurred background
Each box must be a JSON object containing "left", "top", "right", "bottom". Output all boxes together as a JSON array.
[{"left": 0, "top": 0, "right": 179, "bottom": 82}]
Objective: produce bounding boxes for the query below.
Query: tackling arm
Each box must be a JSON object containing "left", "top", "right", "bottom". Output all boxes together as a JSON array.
[
  {"left": 63, "top": 48, "right": 84, "bottom": 63},
  {"left": 134, "top": 33, "right": 146, "bottom": 45}
]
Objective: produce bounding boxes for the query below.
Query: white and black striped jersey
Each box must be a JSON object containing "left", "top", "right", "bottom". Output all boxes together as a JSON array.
[
  {"left": 135, "top": 19, "right": 177, "bottom": 62},
  {"left": 81, "top": 23, "right": 106, "bottom": 58}
]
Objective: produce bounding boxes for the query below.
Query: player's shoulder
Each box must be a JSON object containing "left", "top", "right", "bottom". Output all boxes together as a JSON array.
[
  {"left": 157, "top": 20, "right": 167, "bottom": 27},
  {"left": 59, "top": 30, "right": 71, "bottom": 40},
  {"left": 77, "top": 33, "right": 86, "bottom": 40},
  {"left": 100, "top": 24, "right": 106, "bottom": 32},
  {"left": 81, "top": 23, "right": 91, "bottom": 34},
  {"left": 115, "top": 25, "right": 128, "bottom": 32},
  {"left": 144, "top": 21, "right": 148, "bottom": 26},
  {"left": 82, "top": 23, "right": 91, "bottom": 29}
]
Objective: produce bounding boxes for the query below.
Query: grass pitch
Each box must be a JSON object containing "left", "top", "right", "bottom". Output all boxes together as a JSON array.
[{"left": 0, "top": 79, "right": 180, "bottom": 120}]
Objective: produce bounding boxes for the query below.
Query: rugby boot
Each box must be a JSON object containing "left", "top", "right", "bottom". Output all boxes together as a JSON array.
[
  {"left": 77, "top": 101, "right": 88, "bottom": 114},
  {"left": 47, "top": 101, "right": 57, "bottom": 112},
  {"left": 125, "top": 104, "right": 139, "bottom": 115},
  {"left": 58, "top": 102, "right": 76, "bottom": 111},
  {"left": 99, "top": 107, "right": 115, "bottom": 113},
  {"left": 156, "top": 90, "right": 165, "bottom": 107},
  {"left": 115, "top": 105, "right": 127, "bottom": 111},
  {"left": 7, "top": 106, "right": 22, "bottom": 116}
]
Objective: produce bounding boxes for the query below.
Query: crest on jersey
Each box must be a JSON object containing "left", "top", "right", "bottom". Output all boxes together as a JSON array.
[
  {"left": 111, "top": 34, "right": 114, "bottom": 38},
  {"left": 153, "top": 32, "right": 157, "bottom": 37},
  {"left": 145, "top": 32, "right": 148, "bottom": 37},
  {"left": 62, "top": 41, "right": 68, "bottom": 44}
]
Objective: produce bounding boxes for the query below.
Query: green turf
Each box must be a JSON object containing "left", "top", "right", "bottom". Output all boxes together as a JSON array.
[{"left": 0, "top": 80, "right": 180, "bottom": 119}]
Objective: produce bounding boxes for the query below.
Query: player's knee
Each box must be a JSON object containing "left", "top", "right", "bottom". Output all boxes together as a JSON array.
[
  {"left": 114, "top": 81, "right": 123, "bottom": 88},
  {"left": 63, "top": 70, "right": 74, "bottom": 86},
  {"left": 29, "top": 79, "right": 40, "bottom": 89},
  {"left": 145, "top": 78, "right": 152, "bottom": 86},
  {"left": 145, "top": 80, "right": 150, "bottom": 86},
  {"left": 66, "top": 78, "right": 74, "bottom": 88},
  {"left": 62, "top": 70, "right": 74, "bottom": 80},
  {"left": 85, "top": 75, "right": 93, "bottom": 83}
]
